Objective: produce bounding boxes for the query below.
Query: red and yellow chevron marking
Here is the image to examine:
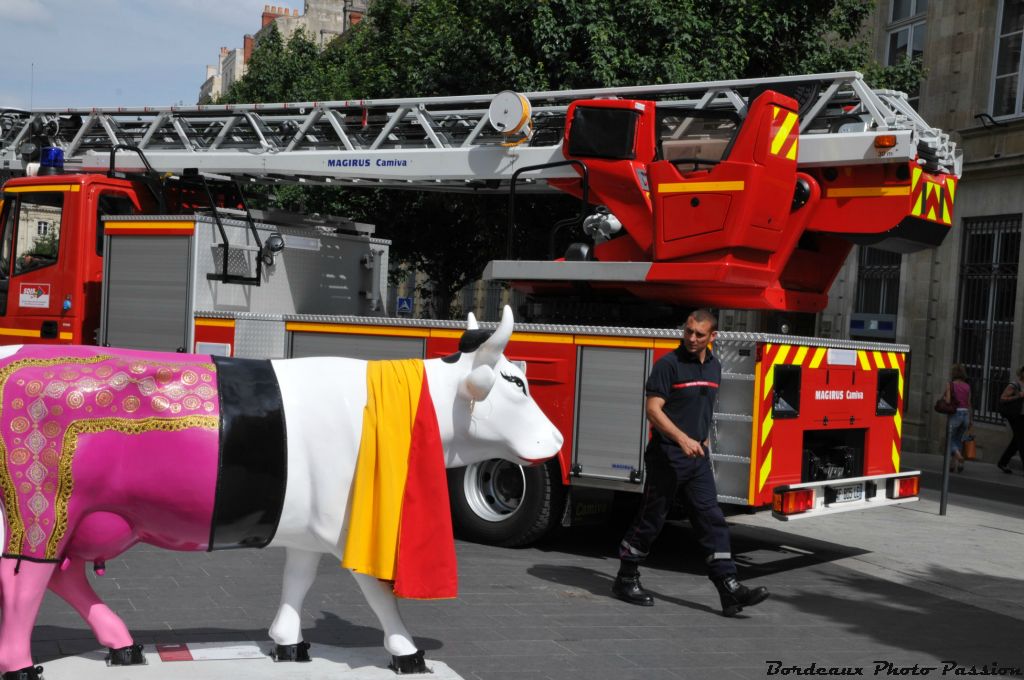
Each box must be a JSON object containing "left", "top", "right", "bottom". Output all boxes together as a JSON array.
[
  {"left": 749, "top": 344, "right": 907, "bottom": 505},
  {"left": 910, "top": 166, "right": 956, "bottom": 225},
  {"left": 770, "top": 106, "right": 799, "bottom": 161}
]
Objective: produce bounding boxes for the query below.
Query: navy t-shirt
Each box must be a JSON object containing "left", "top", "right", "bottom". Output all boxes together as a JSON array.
[{"left": 645, "top": 344, "right": 721, "bottom": 455}]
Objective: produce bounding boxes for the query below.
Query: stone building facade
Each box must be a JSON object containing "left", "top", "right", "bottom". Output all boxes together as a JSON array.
[
  {"left": 819, "top": 1, "right": 1024, "bottom": 462},
  {"left": 199, "top": 1, "right": 368, "bottom": 103}
]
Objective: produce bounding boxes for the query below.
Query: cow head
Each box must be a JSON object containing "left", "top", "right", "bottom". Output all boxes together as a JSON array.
[{"left": 428, "top": 306, "right": 563, "bottom": 468}]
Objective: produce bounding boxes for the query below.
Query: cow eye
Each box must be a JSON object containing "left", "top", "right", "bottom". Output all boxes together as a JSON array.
[{"left": 500, "top": 371, "right": 527, "bottom": 396}]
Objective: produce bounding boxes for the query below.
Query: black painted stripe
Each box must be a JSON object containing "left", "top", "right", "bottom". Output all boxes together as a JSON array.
[{"left": 209, "top": 356, "right": 287, "bottom": 550}]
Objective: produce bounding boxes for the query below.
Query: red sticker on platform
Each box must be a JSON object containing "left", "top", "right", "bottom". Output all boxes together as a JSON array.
[{"left": 155, "top": 643, "right": 193, "bottom": 662}]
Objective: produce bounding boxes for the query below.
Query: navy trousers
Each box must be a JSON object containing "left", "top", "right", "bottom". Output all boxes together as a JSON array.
[{"left": 619, "top": 443, "right": 735, "bottom": 580}]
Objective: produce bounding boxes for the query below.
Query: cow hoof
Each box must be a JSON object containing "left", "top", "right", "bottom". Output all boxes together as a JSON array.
[
  {"left": 106, "top": 643, "right": 146, "bottom": 666},
  {"left": 389, "top": 649, "right": 430, "bottom": 674},
  {"left": 2, "top": 666, "right": 43, "bottom": 680},
  {"left": 270, "top": 641, "right": 311, "bottom": 662}
]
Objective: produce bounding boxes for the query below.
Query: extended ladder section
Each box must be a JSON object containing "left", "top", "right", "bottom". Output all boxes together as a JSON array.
[
  {"left": 0, "top": 71, "right": 958, "bottom": 185},
  {"left": 0, "top": 72, "right": 962, "bottom": 312}
]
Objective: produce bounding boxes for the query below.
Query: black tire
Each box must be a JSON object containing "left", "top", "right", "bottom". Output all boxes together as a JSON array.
[{"left": 448, "top": 458, "right": 566, "bottom": 547}]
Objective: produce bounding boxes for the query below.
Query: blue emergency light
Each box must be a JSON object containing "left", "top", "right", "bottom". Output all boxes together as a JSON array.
[{"left": 39, "top": 146, "right": 65, "bottom": 175}]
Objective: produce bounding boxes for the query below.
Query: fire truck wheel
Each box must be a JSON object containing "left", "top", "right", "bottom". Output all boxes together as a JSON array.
[{"left": 448, "top": 458, "right": 565, "bottom": 547}]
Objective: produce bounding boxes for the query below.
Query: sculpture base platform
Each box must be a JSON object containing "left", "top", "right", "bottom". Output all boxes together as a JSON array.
[{"left": 42, "top": 644, "right": 463, "bottom": 680}]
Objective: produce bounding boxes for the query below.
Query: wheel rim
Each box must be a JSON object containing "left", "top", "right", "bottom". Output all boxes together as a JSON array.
[{"left": 462, "top": 459, "right": 526, "bottom": 522}]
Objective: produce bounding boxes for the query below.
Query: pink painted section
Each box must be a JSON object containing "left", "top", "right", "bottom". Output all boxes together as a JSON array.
[
  {"left": 47, "top": 556, "right": 133, "bottom": 649},
  {"left": 0, "top": 345, "right": 220, "bottom": 561},
  {"left": 0, "top": 558, "right": 56, "bottom": 672}
]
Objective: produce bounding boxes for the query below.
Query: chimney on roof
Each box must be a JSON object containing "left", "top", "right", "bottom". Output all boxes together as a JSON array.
[{"left": 243, "top": 35, "right": 254, "bottom": 62}]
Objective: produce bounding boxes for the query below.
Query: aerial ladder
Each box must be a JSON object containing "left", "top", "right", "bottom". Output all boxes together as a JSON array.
[{"left": 0, "top": 71, "right": 961, "bottom": 312}]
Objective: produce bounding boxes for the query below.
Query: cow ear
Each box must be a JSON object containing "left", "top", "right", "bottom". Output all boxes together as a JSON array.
[
  {"left": 459, "top": 364, "right": 497, "bottom": 401},
  {"left": 467, "top": 312, "right": 479, "bottom": 330},
  {"left": 473, "top": 305, "right": 513, "bottom": 369}
]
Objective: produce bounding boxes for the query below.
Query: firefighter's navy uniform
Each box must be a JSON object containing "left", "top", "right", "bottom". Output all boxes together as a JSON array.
[{"left": 618, "top": 343, "right": 736, "bottom": 579}]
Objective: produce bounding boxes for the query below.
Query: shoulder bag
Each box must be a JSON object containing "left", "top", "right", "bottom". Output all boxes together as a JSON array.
[{"left": 934, "top": 382, "right": 957, "bottom": 415}]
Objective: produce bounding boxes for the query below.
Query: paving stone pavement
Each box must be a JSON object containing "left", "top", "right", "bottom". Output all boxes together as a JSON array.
[{"left": 23, "top": 452, "right": 1024, "bottom": 680}]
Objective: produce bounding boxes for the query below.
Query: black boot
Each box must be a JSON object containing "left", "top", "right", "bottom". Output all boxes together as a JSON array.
[
  {"left": 714, "top": 575, "right": 769, "bottom": 617},
  {"left": 612, "top": 569, "right": 654, "bottom": 606},
  {"left": 2, "top": 667, "right": 43, "bottom": 680}
]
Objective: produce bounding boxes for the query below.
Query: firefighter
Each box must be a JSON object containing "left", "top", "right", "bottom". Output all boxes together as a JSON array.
[{"left": 613, "top": 308, "right": 769, "bottom": 616}]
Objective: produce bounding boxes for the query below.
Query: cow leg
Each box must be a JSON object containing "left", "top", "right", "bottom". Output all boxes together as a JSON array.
[
  {"left": 268, "top": 548, "right": 320, "bottom": 661},
  {"left": 350, "top": 571, "right": 419, "bottom": 659},
  {"left": 47, "top": 556, "right": 140, "bottom": 663},
  {"left": 0, "top": 558, "right": 55, "bottom": 674}
]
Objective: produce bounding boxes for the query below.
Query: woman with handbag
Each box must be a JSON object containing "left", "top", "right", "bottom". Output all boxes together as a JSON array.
[
  {"left": 941, "top": 364, "right": 973, "bottom": 473},
  {"left": 997, "top": 366, "right": 1024, "bottom": 474}
]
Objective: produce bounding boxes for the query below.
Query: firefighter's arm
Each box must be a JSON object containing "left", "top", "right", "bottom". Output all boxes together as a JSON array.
[{"left": 646, "top": 395, "right": 704, "bottom": 457}]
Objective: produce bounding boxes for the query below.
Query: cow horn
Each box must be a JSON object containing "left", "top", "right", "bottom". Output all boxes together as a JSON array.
[
  {"left": 473, "top": 305, "right": 513, "bottom": 369},
  {"left": 466, "top": 311, "right": 479, "bottom": 330}
]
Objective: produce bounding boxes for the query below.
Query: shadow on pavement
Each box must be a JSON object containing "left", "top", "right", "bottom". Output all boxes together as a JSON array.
[{"left": 32, "top": 612, "right": 442, "bottom": 664}]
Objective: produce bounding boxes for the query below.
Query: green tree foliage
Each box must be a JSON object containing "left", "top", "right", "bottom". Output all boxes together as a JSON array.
[{"left": 221, "top": 0, "right": 919, "bottom": 317}]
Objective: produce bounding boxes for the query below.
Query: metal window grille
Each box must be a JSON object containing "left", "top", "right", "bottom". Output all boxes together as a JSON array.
[
  {"left": 855, "top": 246, "right": 902, "bottom": 314},
  {"left": 955, "top": 214, "right": 1021, "bottom": 423}
]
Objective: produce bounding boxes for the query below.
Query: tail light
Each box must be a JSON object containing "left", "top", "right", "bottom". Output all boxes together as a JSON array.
[
  {"left": 773, "top": 488, "right": 814, "bottom": 515},
  {"left": 887, "top": 476, "right": 919, "bottom": 499}
]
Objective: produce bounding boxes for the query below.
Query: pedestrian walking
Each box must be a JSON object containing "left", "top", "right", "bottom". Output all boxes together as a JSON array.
[
  {"left": 612, "top": 309, "right": 769, "bottom": 616},
  {"left": 997, "top": 366, "right": 1024, "bottom": 474},
  {"left": 943, "top": 365, "right": 973, "bottom": 473}
]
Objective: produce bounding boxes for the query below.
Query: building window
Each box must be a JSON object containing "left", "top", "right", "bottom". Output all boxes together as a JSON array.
[
  {"left": 36, "top": 220, "right": 50, "bottom": 236},
  {"left": 955, "top": 215, "right": 1021, "bottom": 423},
  {"left": 886, "top": 0, "right": 927, "bottom": 105},
  {"left": 850, "top": 247, "right": 902, "bottom": 339},
  {"left": 994, "top": 0, "right": 1024, "bottom": 117},
  {"left": 887, "top": 0, "right": 927, "bottom": 65}
]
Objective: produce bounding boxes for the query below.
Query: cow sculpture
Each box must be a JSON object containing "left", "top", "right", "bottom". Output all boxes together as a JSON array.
[{"left": 0, "top": 306, "right": 563, "bottom": 680}]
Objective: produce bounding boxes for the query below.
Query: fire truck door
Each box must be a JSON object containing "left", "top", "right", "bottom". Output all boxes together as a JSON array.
[{"left": 0, "top": 190, "right": 70, "bottom": 343}]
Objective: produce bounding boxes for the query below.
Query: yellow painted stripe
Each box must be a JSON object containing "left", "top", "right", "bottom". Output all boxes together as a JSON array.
[
  {"left": 894, "top": 409, "right": 902, "bottom": 437},
  {"left": 891, "top": 441, "right": 900, "bottom": 471},
  {"left": 195, "top": 318, "right": 235, "bottom": 328},
  {"left": 946, "top": 177, "right": 956, "bottom": 202},
  {"left": 757, "top": 446, "right": 773, "bottom": 493},
  {"left": 809, "top": 347, "right": 827, "bottom": 369},
  {"left": 657, "top": 181, "right": 745, "bottom": 194},
  {"left": 428, "top": 329, "right": 464, "bottom": 340},
  {"left": 898, "top": 369, "right": 904, "bottom": 399},
  {"left": 104, "top": 220, "right": 195, "bottom": 231},
  {"left": 857, "top": 351, "right": 871, "bottom": 370},
  {"left": 285, "top": 322, "right": 429, "bottom": 338},
  {"left": 825, "top": 186, "right": 912, "bottom": 198},
  {"left": 0, "top": 327, "right": 72, "bottom": 340},
  {"left": 785, "top": 137, "right": 798, "bottom": 161},
  {"left": 887, "top": 352, "right": 899, "bottom": 369},
  {"left": 761, "top": 411, "right": 773, "bottom": 447},
  {"left": 763, "top": 345, "right": 790, "bottom": 399},
  {"left": 872, "top": 351, "right": 886, "bottom": 369},
  {"left": 792, "top": 345, "right": 809, "bottom": 366},
  {"left": 654, "top": 338, "right": 682, "bottom": 349},
  {"left": 4, "top": 185, "right": 80, "bottom": 193},
  {"left": 911, "top": 166, "right": 922, "bottom": 191},
  {"left": 749, "top": 357, "right": 764, "bottom": 504},
  {"left": 771, "top": 111, "right": 798, "bottom": 155}
]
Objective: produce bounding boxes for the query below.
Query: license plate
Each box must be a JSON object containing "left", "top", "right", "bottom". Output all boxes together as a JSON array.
[{"left": 832, "top": 483, "right": 863, "bottom": 503}]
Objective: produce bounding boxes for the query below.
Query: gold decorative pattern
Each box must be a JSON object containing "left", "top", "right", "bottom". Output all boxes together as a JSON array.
[{"left": 0, "top": 354, "right": 217, "bottom": 556}]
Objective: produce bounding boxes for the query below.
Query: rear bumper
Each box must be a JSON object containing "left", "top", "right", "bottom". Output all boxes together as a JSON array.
[{"left": 771, "top": 470, "right": 920, "bottom": 521}]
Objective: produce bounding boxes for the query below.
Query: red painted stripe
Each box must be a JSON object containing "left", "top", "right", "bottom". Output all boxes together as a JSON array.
[{"left": 671, "top": 381, "right": 720, "bottom": 389}]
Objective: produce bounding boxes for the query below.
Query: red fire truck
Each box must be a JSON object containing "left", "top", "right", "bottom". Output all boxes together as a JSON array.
[{"left": 0, "top": 72, "right": 960, "bottom": 545}]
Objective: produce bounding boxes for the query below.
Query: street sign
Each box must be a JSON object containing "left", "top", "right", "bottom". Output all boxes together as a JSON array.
[{"left": 397, "top": 296, "right": 413, "bottom": 315}]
